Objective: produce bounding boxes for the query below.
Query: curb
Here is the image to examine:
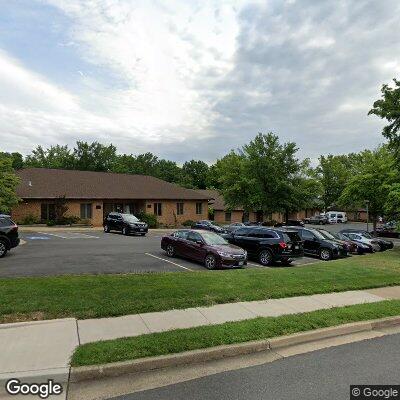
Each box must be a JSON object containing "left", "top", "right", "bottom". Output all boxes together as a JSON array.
[{"left": 69, "top": 315, "right": 400, "bottom": 383}]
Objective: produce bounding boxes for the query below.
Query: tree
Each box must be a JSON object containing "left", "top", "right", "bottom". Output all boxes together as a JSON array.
[
  {"left": 25, "top": 145, "right": 75, "bottom": 169},
  {"left": 73, "top": 141, "right": 117, "bottom": 171},
  {"left": 0, "top": 154, "right": 20, "bottom": 213},
  {"left": 369, "top": 78, "right": 400, "bottom": 162},
  {"left": 339, "top": 146, "right": 398, "bottom": 232},
  {"left": 385, "top": 183, "right": 400, "bottom": 217},
  {"left": 182, "top": 160, "right": 209, "bottom": 189},
  {"left": 316, "top": 154, "right": 352, "bottom": 209},
  {"left": 0, "top": 152, "right": 24, "bottom": 170},
  {"left": 215, "top": 133, "right": 314, "bottom": 217}
]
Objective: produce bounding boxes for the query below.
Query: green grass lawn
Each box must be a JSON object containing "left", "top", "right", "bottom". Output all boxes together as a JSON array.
[
  {"left": 1, "top": 247, "right": 399, "bottom": 323},
  {"left": 71, "top": 299, "right": 400, "bottom": 366}
]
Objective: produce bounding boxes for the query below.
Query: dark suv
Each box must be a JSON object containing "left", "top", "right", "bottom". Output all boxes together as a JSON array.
[
  {"left": 103, "top": 213, "right": 148, "bottom": 236},
  {"left": 0, "top": 214, "right": 20, "bottom": 257},
  {"left": 223, "top": 226, "right": 303, "bottom": 266},
  {"left": 286, "top": 227, "right": 348, "bottom": 260}
]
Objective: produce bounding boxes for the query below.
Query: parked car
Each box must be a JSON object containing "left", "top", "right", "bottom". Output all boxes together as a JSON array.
[
  {"left": 161, "top": 230, "right": 247, "bottom": 269},
  {"left": 223, "top": 222, "right": 247, "bottom": 232},
  {"left": 340, "top": 229, "right": 393, "bottom": 251},
  {"left": 303, "top": 215, "right": 329, "bottom": 225},
  {"left": 316, "top": 229, "right": 366, "bottom": 254},
  {"left": 325, "top": 211, "right": 348, "bottom": 223},
  {"left": 223, "top": 226, "right": 303, "bottom": 266},
  {"left": 375, "top": 221, "right": 400, "bottom": 239},
  {"left": 0, "top": 214, "right": 20, "bottom": 257},
  {"left": 286, "top": 227, "right": 348, "bottom": 260},
  {"left": 332, "top": 231, "right": 373, "bottom": 254},
  {"left": 103, "top": 212, "right": 148, "bottom": 236},
  {"left": 191, "top": 220, "right": 226, "bottom": 234},
  {"left": 274, "top": 219, "right": 305, "bottom": 227}
]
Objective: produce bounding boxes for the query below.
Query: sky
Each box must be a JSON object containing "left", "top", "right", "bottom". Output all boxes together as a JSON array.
[{"left": 1, "top": 0, "right": 399, "bottom": 164}]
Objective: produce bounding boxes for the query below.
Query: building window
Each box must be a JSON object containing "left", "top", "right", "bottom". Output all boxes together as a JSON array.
[
  {"left": 41, "top": 203, "right": 55, "bottom": 221},
  {"left": 80, "top": 203, "right": 92, "bottom": 219},
  {"left": 196, "top": 202, "right": 203, "bottom": 215},
  {"left": 154, "top": 202, "right": 162, "bottom": 216},
  {"left": 177, "top": 202, "right": 184, "bottom": 215},
  {"left": 225, "top": 212, "right": 232, "bottom": 222}
]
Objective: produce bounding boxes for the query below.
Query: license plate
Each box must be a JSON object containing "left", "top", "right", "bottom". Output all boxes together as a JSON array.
[
  {"left": 295, "top": 245, "right": 299, "bottom": 249},
  {"left": 140, "top": 229, "right": 144, "bottom": 231},
  {"left": 238, "top": 261, "right": 244, "bottom": 266}
]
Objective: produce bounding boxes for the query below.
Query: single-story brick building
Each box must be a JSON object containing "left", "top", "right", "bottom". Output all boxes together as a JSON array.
[
  {"left": 197, "top": 189, "right": 320, "bottom": 224},
  {"left": 12, "top": 168, "right": 210, "bottom": 226}
]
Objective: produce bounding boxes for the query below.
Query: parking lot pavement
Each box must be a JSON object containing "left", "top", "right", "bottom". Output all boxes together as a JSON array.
[{"left": 0, "top": 230, "right": 319, "bottom": 278}]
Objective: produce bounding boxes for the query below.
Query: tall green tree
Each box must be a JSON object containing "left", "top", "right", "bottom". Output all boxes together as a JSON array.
[
  {"left": 25, "top": 145, "right": 75, "bottom": 169},
  {"left": 339, "top": 146, "right": 398, "bottom": 231},
  {"left": 215, "top": 133, "right": 317, "bottom": 217},
  {"left": 182, "top": 160, "right": 209, "bottom": 189},
  {"left": 369, "top": 78, "right": 400, "bottom": 162},
  {"left": 316, "top": 154, "right": 352, "bottom": 209},
  {"left": 0, "top": 155, "right": 20, "bottom": 213},
  {"left": 0, "top": 152, "right": 24, "bottom": 170},
  {"left": 73, "top": 141, "right": 117, "bottom": 171}
]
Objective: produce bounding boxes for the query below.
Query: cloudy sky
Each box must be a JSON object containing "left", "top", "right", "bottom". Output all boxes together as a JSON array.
[{"left": 1, "top": 0, "right": 399, "bottom": 163}]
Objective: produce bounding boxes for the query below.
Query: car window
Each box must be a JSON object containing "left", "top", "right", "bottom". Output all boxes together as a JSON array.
[
  {"left": 174, "top": 231, "right": 189, "bottom": 240},
  {"left": 258, "top": 229, "right": 278, "bottom": 238},
  {"left": 201, "top": 232, "right": 228, "bottom": 245},
  {"left": 234, "top": 228, "right": 250, "bottom": 236},
  {"left": 122, "top": 214, "right": 139, "bottom": 223},
  {"left": 187, "top": 231, "right": 203, "bottom": 242},
  {"left": 301, "top": 230, "right": 315, "bottom": 239},
  {"left": 337, "top": 214, "right": 343, "bottom": 218},
  {"left": 282, "top": 232, "right": 301, "bottom": 242},
  {"left": 0, "top": 217, "right": 13, "bottom": 226}
]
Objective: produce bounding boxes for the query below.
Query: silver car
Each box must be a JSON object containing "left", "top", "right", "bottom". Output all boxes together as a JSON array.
[{"left": 341, "top": 232, "right": 381, "bottom": 252}]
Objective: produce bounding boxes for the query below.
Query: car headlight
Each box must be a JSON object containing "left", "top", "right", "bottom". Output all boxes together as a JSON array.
[
  {"left": 217, "top": 251, "right": 233, "bottom": 258},
  {"left": 243, "top": 250, "right": 247, "bottom": 258}
]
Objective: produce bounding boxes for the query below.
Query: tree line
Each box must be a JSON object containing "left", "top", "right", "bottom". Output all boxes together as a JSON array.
[{"left": 1, "top": 77, "right": 400, "bottom": 229}]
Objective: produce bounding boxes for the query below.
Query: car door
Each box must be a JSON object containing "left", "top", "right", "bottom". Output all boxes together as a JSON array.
[
  {"left": 186, "top": 231, "right": 207, "bottom": 261},
  {"left": 114, "top": 214, "right": 124, "bottom": 231},
  {"left": 300, "top": 229, "right": 319, "bottom": 255},
  {"left": 172, "top": 231, "right": 189, "bottom": 257},
  {"left": 232, "top": 228, "right": 259, "bottom": 256},
  {"left": 106, "top": 214, "right": 117, "bottom": 230}
]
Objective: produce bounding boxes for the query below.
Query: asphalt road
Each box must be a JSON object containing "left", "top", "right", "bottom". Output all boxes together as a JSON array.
[
  {"left": 112, "top": 333, "right": 400, "bottom": 400},
  {"left": 0, "top": 222, "right": 393, "bottom": 278}
]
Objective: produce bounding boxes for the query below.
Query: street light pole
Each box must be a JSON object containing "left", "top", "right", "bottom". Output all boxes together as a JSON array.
[{"left": 365, "top": 200, "right": 370, "bottom": 233}]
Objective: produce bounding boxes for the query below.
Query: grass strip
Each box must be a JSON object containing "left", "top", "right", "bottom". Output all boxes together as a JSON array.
[
  {"left": 1, "top": 247, "right": 400, "bottom": 323},
  {"left": 71, "top": 299, "right": 400, "bottom": 366}
]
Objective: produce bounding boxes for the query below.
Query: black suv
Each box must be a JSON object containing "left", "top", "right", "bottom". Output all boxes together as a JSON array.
[
  {"left": 223, "top": 226, "right": 303, "bottom": 266},
  {"left": 286, "top": 227, "right": 348, "bottom": 260},
  {"left": 103, "top": 213, "right": 148, "bottom": 236},
  {"left": 0, "top": 214, "right": 20, "bottom": 257},
  {"left": 191, "top": 220, "right": 226, "bottom": 234}
]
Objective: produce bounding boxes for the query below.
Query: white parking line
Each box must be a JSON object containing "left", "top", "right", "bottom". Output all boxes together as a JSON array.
[
  {"left": 144, "top": 253, "right": 193, "bottom": 271},
  {"left": 38, "top": 232, "right": 71, "bottom": 239}
]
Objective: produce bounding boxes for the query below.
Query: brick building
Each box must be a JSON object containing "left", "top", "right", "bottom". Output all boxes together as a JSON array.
[
  {"left": 12, "top": 168, "right": 210, "bottom": 226},
  {"left": 198, "top": 189, "right": 320, "bottom": 224}
]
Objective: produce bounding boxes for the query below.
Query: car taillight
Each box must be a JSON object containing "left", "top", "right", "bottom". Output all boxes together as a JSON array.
[{"left": 279, "top": 242, "right": 287, "bottom": 249}]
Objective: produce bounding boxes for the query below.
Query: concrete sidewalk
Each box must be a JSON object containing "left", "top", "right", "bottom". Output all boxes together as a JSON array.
[{"left": 1, "top": 286, "right": 400, "bottom": 396}]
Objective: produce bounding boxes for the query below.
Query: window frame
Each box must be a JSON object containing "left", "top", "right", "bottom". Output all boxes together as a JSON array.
[
  {"left": 80, "top": 203, "right": 92, "bottom": 219},
  {"left": 176, "top": 202, "right": 184, "bottom": 215},
  {"left": 154, "top": 202, "right": 162, "bottom": 216},
  {"left": 195, "top": 202, "right": 203, "bottom": 215}
]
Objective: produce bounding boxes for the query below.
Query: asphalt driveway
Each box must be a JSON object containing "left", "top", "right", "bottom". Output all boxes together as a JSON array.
[{"left": 0, "top": 229, "right": 318, "bottom": 277}]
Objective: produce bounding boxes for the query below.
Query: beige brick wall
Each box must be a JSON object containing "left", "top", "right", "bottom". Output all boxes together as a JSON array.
[
  {"left": 11, "top": 200, "right": 42, "bottom": 222},
  {"left": 144, "top": 200, "right": 208, "bottom": 226}
]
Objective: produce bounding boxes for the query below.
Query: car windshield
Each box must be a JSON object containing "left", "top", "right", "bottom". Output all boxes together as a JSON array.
[
  {"left": 361, "top": 232, "right": 373, "bottom": 239},
  {"left": 310, "top": 229, "right": 326, "bottom": 240},
  {"left": 201, "top": 232, "right": 228, "bottom": 245},
  {"left": 122, "top": 214, "right": 140, "bottom": 223},
  {"left": 318, "top": 229, "right": 336, "bottom": 240}
]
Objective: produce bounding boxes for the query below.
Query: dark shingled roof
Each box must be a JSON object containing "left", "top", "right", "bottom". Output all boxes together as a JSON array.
[
  {"left": 196, "top": 189, "right": 244, "bottom": 211},
  {"left": 16, "top": 168, "right": 211, "bottom": 200}
]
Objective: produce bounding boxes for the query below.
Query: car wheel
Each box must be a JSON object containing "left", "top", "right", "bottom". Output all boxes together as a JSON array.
[
  {"left": 166, "top": 244, "right": 175, "bottom": 257},
  {"left": 319, "top": 248, "right": 332, "bottom": 261},
  {"left": 122, "top": 227, "right": 129, "bottom": 236},
  {"left": 0, "top": 240, "right": 8, "bottom": 258},
  {"left": 104, "top": 225, "right": 110, "bottom": 233},
  {"left": 204, "top": 254, "right": 217, "bottom": 270},
  {"left": 259, "top": 249, "right": 273, "bottom": 266}
]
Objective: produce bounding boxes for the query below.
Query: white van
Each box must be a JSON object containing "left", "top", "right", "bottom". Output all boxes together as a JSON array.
[{"left": 326, "top": 211, "right": 347, "bottom": 223}]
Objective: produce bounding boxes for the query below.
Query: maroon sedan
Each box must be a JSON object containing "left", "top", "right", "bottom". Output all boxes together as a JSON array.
[{"left": 161, "top": 230, "right": 247, "bottom": 270}]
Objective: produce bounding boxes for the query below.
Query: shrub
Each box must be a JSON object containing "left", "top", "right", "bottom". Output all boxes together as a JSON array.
[
  {"left": 79, "top": 218, "right": 91, "bottom": 226},
  {"left": 20, "top": 214, "right": 39, "bottom": 225},
  {"left": 182, "top": 220, "right": 195, "bottom": 227},
  {"left": 46, "top": 220, "right": 56, "bottom": 226},
  {"left": 57, "top": 215, "right": 80, "bottom": 225},
  {"left": 137, "top": 212, "right": 158, "bottom": 228}
]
